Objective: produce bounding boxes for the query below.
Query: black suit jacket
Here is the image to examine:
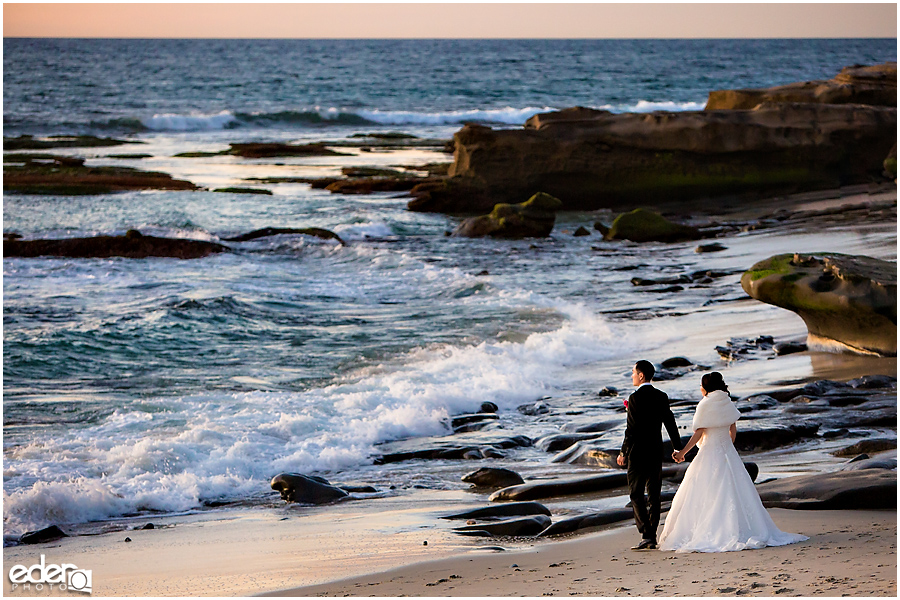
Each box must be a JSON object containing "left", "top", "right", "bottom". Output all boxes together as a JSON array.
[{"left": 620, "top": 384, "right": 682, "bottom": 462}]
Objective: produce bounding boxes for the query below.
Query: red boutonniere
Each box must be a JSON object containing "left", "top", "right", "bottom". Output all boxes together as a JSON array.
[{"left": 623, "top": 398, "right": 628, "bottom": 409}]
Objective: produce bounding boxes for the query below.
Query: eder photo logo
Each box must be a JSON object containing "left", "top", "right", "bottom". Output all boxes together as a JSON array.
[{"left": 8, "top": 555, "right": 92, "bottom": 594}]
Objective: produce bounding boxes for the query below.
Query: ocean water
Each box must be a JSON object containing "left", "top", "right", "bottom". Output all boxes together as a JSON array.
[{"left": 3, "top": 38, "right": 896, "bottom": 535}]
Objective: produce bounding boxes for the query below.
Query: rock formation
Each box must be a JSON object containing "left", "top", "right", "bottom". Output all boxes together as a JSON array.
[
  {"left": 4, "top": 154, "right": 198, "bottom": 195},
  {"left": 705, "top": 62, "right": 897, "bottom": 110},
  {"left": 604, "top": 208, "right": 703, "bottom": 243},
  {"left": 408, "top": 63, "right": 896, "bottom": 214},
  {"left": 223, "top": 227, "right": 345, "bottom": 245},
  {"left": 4, "top": 230, "right": 227, "bottom": 259},
  {"left": 756, "top": 468, "right": 896, "bottom": 510},
  {"left": 452, "top": 192, "right": 562, "bottom": 238},
  {"left": 270, "top": 473, "right": 349, "bottom": 504},
  {"left": 741, "top": 253, "right": 897, "bottom": 356}
]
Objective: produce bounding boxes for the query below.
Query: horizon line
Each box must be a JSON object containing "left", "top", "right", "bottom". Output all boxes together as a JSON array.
[{"left": 5, "top": 36, "right": 897, "bottom": 40}]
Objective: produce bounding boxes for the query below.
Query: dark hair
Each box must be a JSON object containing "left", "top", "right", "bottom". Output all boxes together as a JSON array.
[
  {"left": 702, "top": 372, "right": 730, "bottom": 394},
  {"left": 634, "top": 360, "right": 655, "bottom": 381}
]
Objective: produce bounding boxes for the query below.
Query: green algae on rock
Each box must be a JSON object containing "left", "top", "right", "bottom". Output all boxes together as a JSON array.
[
  {"left": 605, "top": 208, "right": 703, "bottom": 243},
  {"left": 741, "top": 253, "right": 897, "bottom": 356},
  {"left": 452, "top": 192, "right": 563, "bottom": 239}
]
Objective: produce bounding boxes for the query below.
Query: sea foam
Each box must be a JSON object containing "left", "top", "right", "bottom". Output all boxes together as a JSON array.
[
  {"left": 3, "top": 300, "right": 650, "bottom": 535},
  {"left": 132, "top": 102, "right": 705, "bottom": 131}
]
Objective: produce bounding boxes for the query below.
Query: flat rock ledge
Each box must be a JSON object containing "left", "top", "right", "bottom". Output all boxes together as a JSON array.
[
  {"left": 408, "top": 63, "right": 896, "bottom": 214},
  {"left": 4, "top": 230, "right": 227, "bottom": 259},
  {"left": 741, "top": 253, "right": 897, "bottom": 356},
  {"left": 756, "top": 468, "right": 896, "bottom": 510},
  {"left": 706, "top": 62, "right": 897, "bottom": 110}
]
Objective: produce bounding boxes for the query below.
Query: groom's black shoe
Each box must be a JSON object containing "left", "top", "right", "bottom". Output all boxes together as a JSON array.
[{"left": 631, "top": 539, "right": 657, "bottom": 551}]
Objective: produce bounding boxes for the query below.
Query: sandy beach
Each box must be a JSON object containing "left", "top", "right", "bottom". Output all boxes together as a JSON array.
[
  {"left": 3, "top": 504, "right": 894, "bottom": 596},
  {"left": 285, "top": 509, "right": 896, "bottom": 598}
]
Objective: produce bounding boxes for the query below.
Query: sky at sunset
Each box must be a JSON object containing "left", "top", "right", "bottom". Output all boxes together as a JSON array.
[{"left": 3, "top": 3, "right": 897, "bottom": 39}]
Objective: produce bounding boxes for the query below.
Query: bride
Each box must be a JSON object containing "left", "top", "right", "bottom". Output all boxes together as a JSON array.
[{"left": 658, "top": 372, "right": 808, "bottom": 552}]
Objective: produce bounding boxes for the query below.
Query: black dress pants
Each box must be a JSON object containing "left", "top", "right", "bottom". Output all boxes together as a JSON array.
[{"left": 627, "top": 457, "right": 662, "bottom": 541}]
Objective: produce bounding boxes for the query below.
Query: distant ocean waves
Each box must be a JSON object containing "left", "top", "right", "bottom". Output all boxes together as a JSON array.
[
  {"left": 82, "top": 101, "right": 707, "bottom": 133},
  {"left": 2, "top": 302, "right": 655, "bottom": 535}
]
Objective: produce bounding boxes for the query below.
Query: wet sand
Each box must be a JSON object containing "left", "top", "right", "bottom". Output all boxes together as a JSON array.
[{"left": 281, "top": 509, "right": 896, "bottom": 598}]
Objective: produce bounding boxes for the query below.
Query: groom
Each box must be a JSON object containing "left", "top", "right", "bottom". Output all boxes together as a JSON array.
[{"left": 616, "top": 360, "right": 682, "bottom": 550}]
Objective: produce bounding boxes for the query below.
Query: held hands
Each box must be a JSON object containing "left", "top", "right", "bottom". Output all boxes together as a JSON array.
[{"left": 672, "top": 450, "right": 685, "bottom": 463}]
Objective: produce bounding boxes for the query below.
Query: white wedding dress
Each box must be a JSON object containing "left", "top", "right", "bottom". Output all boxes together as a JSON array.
[{"left": 658, "top": 390, "right": 808, "bottom": 553}]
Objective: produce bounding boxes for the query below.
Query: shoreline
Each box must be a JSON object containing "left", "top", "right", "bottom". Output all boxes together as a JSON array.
[{"left": 279, "top": 509, "right": 896, "bottom": 598}]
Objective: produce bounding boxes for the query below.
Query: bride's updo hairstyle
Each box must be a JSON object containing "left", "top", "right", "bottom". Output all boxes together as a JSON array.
[{"left": 701, "top": 372, "right": 730, "bottom": 395}]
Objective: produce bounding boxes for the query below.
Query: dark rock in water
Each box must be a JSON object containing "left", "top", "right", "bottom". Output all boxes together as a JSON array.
[
  {"left": 661, "top": 356, "right": 693, "bottom": 368},
  {"left": 373, "top": 436, "right": 531, "bottom": 465},
  {"left": 442, "top": 502, "right": 551, "bottom": 520},
  {"left": 562, "top": 420, "right": 619, "bottom": 434},
  {"left": 452, "top": 192, "right": 563, "bottom": 239},
  {"left": 695, "top": 242, "right": 727, "bottom": 253},
  {"left": 140, "top": 523, "right": 155, "bottom": 530},
  {"left": 736, "top": 394, "right": 779, "bottom": 413},
  {"left": 480, "top": 447, "right": 505, "bottom": 459},
  {"left": 551, "top": 444, "right": 620, "bottom": 468},
  {"left": 847, "top": 374, "right": 897, "bottom": 389},
  {"left": 337, "top": 484, "right": 378, "bottom": 494},
  {"left": 4, "top": 153, "right": 198, "bottom": 195},
  {"left": 453, "top": 515, "right": 551, "bottom": 537},
  {"left": 833, "top": 438, "right": 897, "bottom": 457},
  {"left": 489, "top": 472, "right": 628, "bottom": 502},
  {"left": 597, "top": 386, "right": 618, "bottom": 397},
  {"left": 20, "top": 525, "right": 68, "bottom": 545},
  {"left": 606, "top": 209, "right": 703, "bottom": 243},
  {"left": 4, "top": 232, "right": 23, "bottom": 240},
  {"left": 4, "top": 134, "right": 136, "bottom": 150},
  {"left": 756, "top": 468, "right": 897, "bottom": 509},
  {"left": 325, "top": 177, "right": 439, "bottom": 195},
  {"left": 480, "top": 401, "right": 499, "bottom": 413},
  {"left": 741, "top": 253, "right": 897, "bottom": 356},
  {"left": 706, "top": 62, "right": 897, "bottom": 110},
  {"left": 462, "top": 467, "right": 525, "bottom": 488},
  {"left": 715, "top": 335, "right": 776, "bottom": 361},
  {"left": 537, "top": 508, "right": 634, "bottom": 537},
  {"left": 213, "top": 187, "right": 273, "bottom": 195},
  {"left": 841, "top": 452, "right": 897, "bottom": 471},
  {"left": 822, "top": 428, "right": 850, "bottom": 439},
  {"left": 573, "top": 226, "right": 591, "bottom": 237},
  {"left": 774, "top": 341, "right": 808, "bottom": 356},
  {"left": 535, "top": 432, "right": 606, "bottom": 453},
  {"left": 223, "top": 227, "right": 345, "bottom": 245},
  {"left": 270, "top": 473, "right": 349, "bottom": 504},
  {"left": 227, "top": 142, "right": 348, "bottom": 158},
  {"left": 5, "top": 232, "right": 227, "bottom": 259},
  {"left": 733, "top": 425, "right": 819, "bottom": 452},
  {"left": 631, "top": 274, "right": 692, "bottom": 287},
  {"left": 451, "top": 413, "right": 500, "bottom": 429},
  {"left": 518, "top": 400, "right": 550, "bottom": 416},
  {"left": 593, "top": 222, "right": 610, "bottom": 236}
]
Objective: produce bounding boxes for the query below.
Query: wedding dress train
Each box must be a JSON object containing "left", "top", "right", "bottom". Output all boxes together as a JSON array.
[{"left": 658, "top": 390, "right": 808, "bottom": 553}]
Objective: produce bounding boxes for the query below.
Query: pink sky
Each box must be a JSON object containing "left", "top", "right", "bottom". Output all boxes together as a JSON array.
[{"left": 4, "top": 3, "right": 897, "bottom": 38}]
